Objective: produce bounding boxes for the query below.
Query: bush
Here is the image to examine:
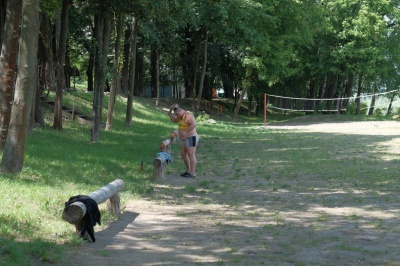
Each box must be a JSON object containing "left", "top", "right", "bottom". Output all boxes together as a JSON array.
[
  {"left": 346, "top": 102, "right": 368, "bottom": 115},
  {"left": 374, "top": 108, "right": 383, "bottom": 116},
  {"left": 196, "top": 112, "right": 210, "bottom": 122}
]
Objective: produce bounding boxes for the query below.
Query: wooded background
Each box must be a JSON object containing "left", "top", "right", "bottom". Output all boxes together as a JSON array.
[{"left": 1, "top": 0, "right": 400, "bottom": 173}]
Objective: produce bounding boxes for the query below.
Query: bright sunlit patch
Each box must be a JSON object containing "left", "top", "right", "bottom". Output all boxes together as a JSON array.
[
  {"left": 374, "top": 137, "right": 400, "bottom": 161},
  {"left": 308, "top": 204, "right": 398, "bottom": 219},
  {"left": 266, "top": 121, "right": 400, "bottom": 136}
]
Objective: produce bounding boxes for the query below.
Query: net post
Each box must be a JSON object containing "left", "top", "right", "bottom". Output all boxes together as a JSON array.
[{"left": 264, "top": 93, "right": 267, "bottom": 126}]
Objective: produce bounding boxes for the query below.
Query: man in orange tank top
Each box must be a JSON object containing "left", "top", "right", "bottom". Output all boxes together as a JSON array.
[{"left": 168, "top": 105, "right": 199, "bottom": 178}]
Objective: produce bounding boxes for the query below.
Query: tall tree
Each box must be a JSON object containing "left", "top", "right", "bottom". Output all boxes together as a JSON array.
[
  {"left": 285, "top": 0, "right": 400, "bottom": 116},
  {"left": 0, "top": 0, "right": 39, "bottom": 173},
  {"left": 105, "top": 13, "right": 122, "bottom": 131},
  {"left": 150, "top": 43, "right": 158, "bottom": 98},
  {"left": 36, "top": 12, "right": 55, "bottom": 128},
  {"left": 125, "top": 15, "right": 138, "bottom": 128},
  {"left": 91, "top": 0, "right": 110, "bottom": 141},
  {"left": 0, "top": 0, "right": 22, "bottom": 149},
  {"left": 120, "top": 24, "right": 131, "bottom": 96},
  {"left": 195, "top": 27, "right": 208, "bottom": 109},
  {"left": 53, "top": 0, "right": 70, "bottom": 130}
]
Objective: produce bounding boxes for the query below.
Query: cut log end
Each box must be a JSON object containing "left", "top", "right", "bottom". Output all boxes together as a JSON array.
[
  {"left": 153, "top": 158, "right": 165, "bottom": 178},
  {"left": 62, "top": 203, "right": 85, "bottom": 224}
]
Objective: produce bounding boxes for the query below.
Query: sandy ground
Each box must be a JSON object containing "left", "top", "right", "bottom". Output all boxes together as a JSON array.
[{"left": 65, "top": 120, "right": 400, "bottom": 266}]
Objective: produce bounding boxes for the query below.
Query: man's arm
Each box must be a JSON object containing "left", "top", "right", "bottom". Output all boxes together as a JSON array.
[
  {"left": 184, "top": 113, "right": 196, "bottom": 131},
  {"left": 168, "top": 109, "right": 179, "bottom": 123}
]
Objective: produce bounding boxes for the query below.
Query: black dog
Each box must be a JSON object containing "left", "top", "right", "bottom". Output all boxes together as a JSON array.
[{"left": 65, "top": 195, "right": 101, "bottom": 242}]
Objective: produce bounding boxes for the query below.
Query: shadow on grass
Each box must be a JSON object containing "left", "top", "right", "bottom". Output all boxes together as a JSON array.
[{"left": 0, "top": 232, "right": 64, "bottom": 266}]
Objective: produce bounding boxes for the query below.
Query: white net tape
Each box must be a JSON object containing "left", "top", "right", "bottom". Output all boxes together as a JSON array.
[{"left": 267, "top": 90, "right": 400, "bottom": 113}]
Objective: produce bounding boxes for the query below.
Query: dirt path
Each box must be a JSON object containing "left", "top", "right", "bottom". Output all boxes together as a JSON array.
[{"left": 66, "top": 121, "right": 400, "bottom": 266}]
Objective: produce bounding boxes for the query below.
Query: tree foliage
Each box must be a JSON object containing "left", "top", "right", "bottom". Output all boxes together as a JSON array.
[{"left": 1, "top": 0, "right": 400, "bottom": 171}]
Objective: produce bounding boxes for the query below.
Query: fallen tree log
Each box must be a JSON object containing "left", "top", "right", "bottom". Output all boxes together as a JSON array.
[
  {"left": 153, "top": 152, "right": 173, "bottom": 179},
  {"left": 62, "top": 179, "right": 124, "bottom": 224}
]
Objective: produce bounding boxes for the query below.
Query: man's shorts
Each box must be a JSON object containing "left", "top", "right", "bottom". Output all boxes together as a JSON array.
[{"left": 184, "top": 134, "right": 199, "bottom": 147}]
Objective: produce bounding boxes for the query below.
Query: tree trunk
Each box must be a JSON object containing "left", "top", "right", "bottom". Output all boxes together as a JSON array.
[
  {"left": 86, "top": 52, "right": 94, "bottom": 91},
  {"left": 36, "top": 12, "right": 54, "bottom": 128},
  {"left": 306, "top": 80, "right": 316, "bottom": 114},
  {"left": 156, "top": 50, "right": 159, "bottom": 106},
  {"left": 53, "top": 0, "right": 70, "bottom": 130},
  {"left": 255, "top": 96, "right": 262, "bottom": 116},
  {"left": 313, "top": 79, "right": 324, "bottom": 112},
  {"left": 35, "top": 65, "right": 45, "bottom": 127},
  {"left": 343, "top": 72, "right": 354, "bottom": 109},
  {"left": 233, "top": 86, "right": 248, "bottom": 120},
  {"left": 120, "top": 26, "right": 131, "bottom": 96},
  {"left": 91, "top": 0, "right": 107, "bottom": 142},
  {"left": 99, "top": 15, "right": 111, "bottom": 122},
  {"left": 29, "top": 67, "right": 38, "bottom": 132},
  {"left": 324, "top": 73, "right": 338, "bottom": 113},
  {"left": 182, "top": 25, "right": 194, "bottom": 98},
  {"left": 105, "top": 14, "right": 122, "bottom": 131},
  {"left": 368, "top": 80, "right": 376, "bottom": 115},
  {"left": 386, "top": 91, "right": 396, "bottom": 116},
  {"left": 172, "top": 61, "right": 178, "bottom": 98},
  {"left": 247, "top": 95, "right": 253, "bottom": 117},
  {"left": 125, "top": 15, "right": 138, "bottom": 128},
  {"left": 0, "top": 0, "right": 39, "bottom": 173},
  {"left": 64, "top": 47, "right": 71, "bottom": 89},
  {"left": 192, "top": 37, "right": 202, "bottom": 109},
  {"left": 150, "top": 44, "right": 158, "bottom": 98},
  {"left": 196, "top": 28, "right": 208, "bottom": 110},
  {"left": 134, "top": 51, "right": 143, "bottom": 96},
  {"left": 0, "top": 0, "right": 22, "bottom": 150},
  {"left": 355, "top": 75, "right": 363, "bottom": 115},
  {"left": 223, "top": 82, "right": 233, "bottom": 98}
]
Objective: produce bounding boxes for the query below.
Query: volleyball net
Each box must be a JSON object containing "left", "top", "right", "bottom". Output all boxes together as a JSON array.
[{"left": 266, "top": 89, "right": 400, "bottom": 114}]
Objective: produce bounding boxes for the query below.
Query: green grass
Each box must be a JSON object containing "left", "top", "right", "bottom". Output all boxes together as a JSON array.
[{"left": 0, "top": 88, "right": 398, "bottom": 265}]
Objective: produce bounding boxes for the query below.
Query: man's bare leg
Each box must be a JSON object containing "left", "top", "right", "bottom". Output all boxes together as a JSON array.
[
  {"left": 181, "top": 145, "right": 191, "bottom": 173},
  {"left": 186, "top": 146, "right": 197, "bottom": 176}
]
